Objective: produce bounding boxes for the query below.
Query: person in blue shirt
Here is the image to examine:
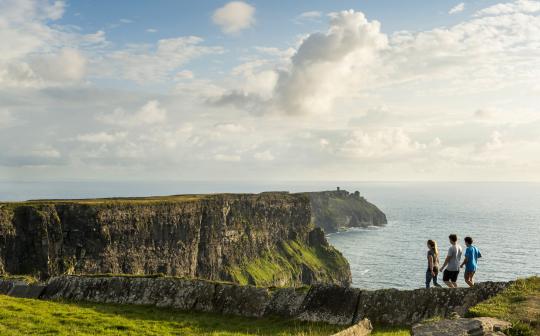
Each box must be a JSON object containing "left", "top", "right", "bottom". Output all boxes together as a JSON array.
[{"left": 460, "top": 236, "right": 482, "bottom": 287}]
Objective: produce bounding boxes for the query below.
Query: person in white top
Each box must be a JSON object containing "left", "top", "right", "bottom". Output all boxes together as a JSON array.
[{"left": 439, "top": 234, "right": 463, "bottom": 288}]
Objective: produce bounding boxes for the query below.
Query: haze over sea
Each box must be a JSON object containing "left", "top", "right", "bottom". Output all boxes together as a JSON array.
[{"left": 1, "top": 181, "right": 538, "bottom": 290}]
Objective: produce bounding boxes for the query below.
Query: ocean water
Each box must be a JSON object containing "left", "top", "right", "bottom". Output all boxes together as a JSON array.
[
  {"left": 1, "top": 181, "right": 539, "bottom": 289},
  {"left": 326, "top": 182, "right": 540, "bottom": 289}
]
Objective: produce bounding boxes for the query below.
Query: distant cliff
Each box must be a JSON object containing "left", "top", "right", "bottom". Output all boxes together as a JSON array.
[
  {"left": 306, "top": 189, "right": 387, "bottom": 233},
  {"left": 0, "top": 193, "right": 351, "bottom": 287}
]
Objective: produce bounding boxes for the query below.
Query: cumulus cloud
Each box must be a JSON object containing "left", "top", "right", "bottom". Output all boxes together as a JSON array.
[
  {"left": 475, "top": 0, "right": 540, "bottom": 16},
  {"left": 97, "top": 100, "right": 167, "bottom": 127},
  {"left": 449, "top": 3, "right": 465, "bottom": 15},
  {"left": 274, "top": 10, "right": 388, "bottom": 114},
  {"left": 218, "top": 2, "right": 540, "bottom": 116},
  {"left": 30, "top": 48, "right": 86, "bottom": 82},
  {"left": 2, "top": 0, "right": 540, "bottom": 181},
  {"left": 339, "top": 128, "right": 432, "bottom": 160},
  {"left": 212, "top": 1, "right": 255, "bottom": 34}
]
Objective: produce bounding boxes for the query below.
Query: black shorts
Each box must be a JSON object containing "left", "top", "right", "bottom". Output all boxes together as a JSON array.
[{"left": 443, "top": 270, "right": 459, "bottom": 282}]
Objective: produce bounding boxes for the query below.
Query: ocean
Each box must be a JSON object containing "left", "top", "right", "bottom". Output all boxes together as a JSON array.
[{"left": 1, "top": 181, "right": 539, "bottom": 290}]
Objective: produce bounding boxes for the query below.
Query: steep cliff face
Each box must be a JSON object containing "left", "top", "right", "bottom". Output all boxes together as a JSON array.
[
  {"left": 306, "top": 190, "right": 387, "bottom": 233},
  {"left": 0, "top": 193, "right": 351, "bottom": 287}
]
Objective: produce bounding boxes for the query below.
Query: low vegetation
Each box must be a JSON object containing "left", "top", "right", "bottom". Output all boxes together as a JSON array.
[
  {"left": 227, "top": 240, "right": 349, "bottom": 287},
  {"left": 468, "top": 276, "right": 539, "bottom": 335},
  {"left": 0, "top": 295, "right": 341, "bottom": 336},
  {"left": 0, "top": 295, "right": 411, "bottom": 335}
]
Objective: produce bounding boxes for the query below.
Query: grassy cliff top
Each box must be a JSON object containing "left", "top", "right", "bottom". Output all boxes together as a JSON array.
[
  {"left": 0, "top": 191, "right": 304, "bottom": 207},
  {"left": 468, "top": 276, "right": 539, "bottom": 335}
]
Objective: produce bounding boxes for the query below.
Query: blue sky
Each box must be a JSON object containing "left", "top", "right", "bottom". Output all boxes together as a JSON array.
[
  {"left": 1, "top": 0, "right": 539, "bottom": 183},
  {"left": 56, "top": 0, "right": 501, "bottom": 80}
]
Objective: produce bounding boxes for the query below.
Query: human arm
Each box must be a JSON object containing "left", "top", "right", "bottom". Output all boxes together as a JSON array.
[
  {"left": 428, "top": 254, "right": 435, "bottom": 275},
  {"left": 461, "top": 247, "right": 471, "bottom": 268},
  {"left": 460, "top": 256, "right": 468, "bottom": 268},
  {"left": 440, "top": 255, "right": 451, "bottom": 271}
]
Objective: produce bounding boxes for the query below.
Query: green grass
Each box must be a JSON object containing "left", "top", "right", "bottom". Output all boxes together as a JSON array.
[
  {"left": 0, "top": 294, "right": 411, "bottom": 336},
  {"left": 0, "top": 274, "right": 39, "bottom": 284},
  {"left": 371, "top": 328, "right": 410, "bottom": 336},
  {"left": 0, "top": 295, "right": 343, "bottom": 336},
  {"left": 468, "top": 276, "right": 539, "bottom": 335},
  {"left": 226, "top": 240, "right": 349, "bottom": 287}
]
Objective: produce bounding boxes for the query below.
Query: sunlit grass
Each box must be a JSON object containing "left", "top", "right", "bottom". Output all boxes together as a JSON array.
[
  {"left": 468, "top": 276, "right": 539, "bottom": 335},
  {"left": 0, "top": 295, "right": 414, "bottom": 335},
  {"left": 0, "top": 295, "right": 342, "bottom": 336}
]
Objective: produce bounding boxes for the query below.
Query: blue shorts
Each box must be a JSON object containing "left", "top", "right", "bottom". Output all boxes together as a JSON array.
[{"left": 465, "top": 268, "right": 476, "bottom": 273}]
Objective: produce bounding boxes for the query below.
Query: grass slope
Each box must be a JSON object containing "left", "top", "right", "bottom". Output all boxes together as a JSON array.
[
  {"left": 0, "top": 295, "right": 411, "bottom": 336},
  {"left": 468, "top": 276, "right": 539, "bottom": 335},
  {"left": 226, "top": 240, "right": 349, "bottom": 287},
  {"left": 0, "top": 295, "right": 341, "bottom": 336}
]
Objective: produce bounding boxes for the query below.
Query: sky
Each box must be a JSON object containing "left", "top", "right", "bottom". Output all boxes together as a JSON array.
[{"left": 1, "top": 0, "right": 539, "bottom": 183}]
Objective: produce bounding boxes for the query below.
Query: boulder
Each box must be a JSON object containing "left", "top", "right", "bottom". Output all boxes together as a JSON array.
[
  {"left": 412, "top": 317, "right": 512, "bottom": 336},
  {"left": 7, "top": 284, "right": 46, "bottom": 299},
  {"left": 332, "top": 319, "right": 372, "bottom": 336},
  {"left": 297, "top": 285, "right": 361, "bottom": 325}
]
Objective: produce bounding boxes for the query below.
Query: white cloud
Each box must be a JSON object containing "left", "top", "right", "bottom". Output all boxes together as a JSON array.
[
  {"left": 175, "top": 70, "right": 194, "bottom": 80},
  {"left": 30, "top": 48, "right": 86, "bottom": 82},
  {"left": 97, "top": 37, "right": 223, "bottom": 83},
  {"left": 76, "top": 132, "right": 127, "bottom": 143},
  {"left": 253, "top": 150, "right": 274, "bottom": 161},
  {"left": 0, "top": 0, "right": 104, "bottom": 88},
  {"left": 294, "top": 11, "right": 323, "bottom": 23},
  {"left": 214, "top": 153, "right": 242, "bottom": 161},
  {"left": 212, "top": 1, "right": 255, "bottom": 34},
  {"left": 97, "top": 100, "right": 167, "bottom": 127},
  {"left": 30, "top": 145, "right": 61, "bottom": 158},
  {"left": 339, "top": 128, "right": 430, "bottom": 159},
  {"left": 449, "top": 3, "right": 465, "bottom": 15},
  {"left": 272, "top": 10, "right": 388, "bottom": 114},
  {"left": 214, "top": 123, "right": 247, "bottom": 133},
  {"left": 475, "top": 0, "right": 540, "bottom": 16},
  {"left": 146, "top": 28, "right": 158, "bottom": 33},
  {"left": 0, "top": 110, "right": 18, "bottom": 128}
]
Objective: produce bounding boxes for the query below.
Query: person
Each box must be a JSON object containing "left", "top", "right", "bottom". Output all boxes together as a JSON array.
[
  {"left": 426, "top": 239, "right": 442, "bottom": 288},
  {"left": 461, "top": 236, "right": 482, "bottom": 287},
  {"left": 440, "top": 234, "right": 463, "bottom": 288}
]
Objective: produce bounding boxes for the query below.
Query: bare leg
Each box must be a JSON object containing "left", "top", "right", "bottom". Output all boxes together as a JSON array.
[
  {"left": 464, "top": 271, "right": 475, "bottom": 287},
  {"left": 444, "top": 281, "right": 454, "bottom": 288}
]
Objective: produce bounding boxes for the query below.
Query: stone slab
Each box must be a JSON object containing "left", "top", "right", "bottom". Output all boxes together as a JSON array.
[{"left": 8, "top": 284, "right": 46, "bottom": 299}]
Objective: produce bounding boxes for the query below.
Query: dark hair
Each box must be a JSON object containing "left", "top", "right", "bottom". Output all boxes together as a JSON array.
[
  {"left": 465, "top": 236, "right": 473, "bottom": 244},
  {"left": 449, "top": 234, "right": 458, "bottom": 242}
]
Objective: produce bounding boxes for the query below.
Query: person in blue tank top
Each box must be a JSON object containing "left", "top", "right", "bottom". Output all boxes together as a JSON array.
[{"left": 460, "top": 236, "right": 482, "bottom": 287}]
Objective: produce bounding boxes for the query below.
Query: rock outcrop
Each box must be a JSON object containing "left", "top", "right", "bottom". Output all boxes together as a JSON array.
[
  {"left": 0, "top": 193, "right": 351, "bottom": 287},
  {"left": 412, "top": 317, "right": 512, "bottom": 336},
  {"left": 331, "top": 319, "right": 372, "bottom": 336},
  {"left": 4, "top": 275, "right": 509, "bottom": 326},
  {"left": 305, "top": 190, "right": 387, "bottom": 233}
]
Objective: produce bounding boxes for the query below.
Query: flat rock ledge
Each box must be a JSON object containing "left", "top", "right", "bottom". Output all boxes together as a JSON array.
[
  {"left": 1, "top": 276, "right": 511, "bottom": 327},
  {"left": 331, "top": 319, "right": 372, "bottom": 336},
  {"left": 412, "top": 317, "right": 512, "bottom": 336}
]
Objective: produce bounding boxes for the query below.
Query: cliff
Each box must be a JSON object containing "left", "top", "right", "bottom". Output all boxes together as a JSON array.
[
  {"left": 305, "top": 189, "right": 387, "bottom": 233},
  {"left": 0, "top": 193, "right": 351, "bottom": 287}
]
